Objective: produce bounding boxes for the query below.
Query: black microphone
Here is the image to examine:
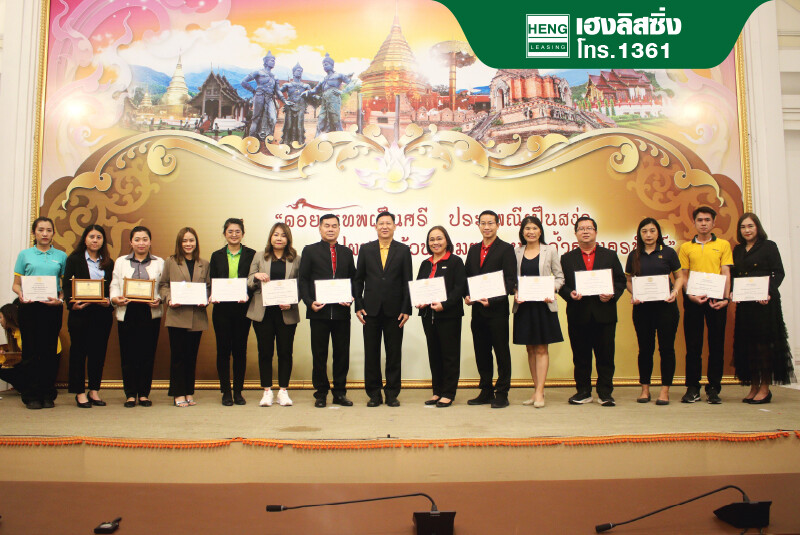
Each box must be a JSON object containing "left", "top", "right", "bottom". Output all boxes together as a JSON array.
[
  {"left": 594, "top": 485, "right": 770, "bottom": 533},
  {"left": 267, "top": 492, "right": 455, "bottom": 535}
]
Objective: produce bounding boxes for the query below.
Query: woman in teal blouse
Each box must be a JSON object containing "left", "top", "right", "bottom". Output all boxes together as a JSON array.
[{"left": 11, "top": 217, "right": 67, "bottom": 410}]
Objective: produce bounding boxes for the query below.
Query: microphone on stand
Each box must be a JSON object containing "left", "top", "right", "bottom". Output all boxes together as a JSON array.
[
  {"left": 267, "top": 492, "right": 455, "bottom": 535},
  {"left": 595, "top": 485, "right": 770, "bottom": 533}
]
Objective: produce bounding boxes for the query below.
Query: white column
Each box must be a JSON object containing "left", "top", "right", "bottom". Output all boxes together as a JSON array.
[
  {"left": 0, "top": 1, "right": 43, "bottom": 307},
  {"left": 742, "top": 2, "right": 800, "bottom": 362}
]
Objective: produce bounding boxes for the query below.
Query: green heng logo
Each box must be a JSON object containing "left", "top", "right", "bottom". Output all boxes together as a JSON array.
[{"left": 526, "top": 14, "right": 569, "bottom": 58}]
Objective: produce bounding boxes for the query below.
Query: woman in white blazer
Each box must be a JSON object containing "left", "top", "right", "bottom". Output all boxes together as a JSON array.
[
  {"left": 110, "top": 226, "right": 164, "bottom": 407},
  {"left": 246, "top": 222, "right": 301, "bottom": 407},
  {"left": 512, "top": 216, "right": 564, "bottom": 408}
]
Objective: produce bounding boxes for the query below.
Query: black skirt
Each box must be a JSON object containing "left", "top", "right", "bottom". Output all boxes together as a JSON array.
[
  {"left": 733, "top": 297, "right": 795, "bottom": 385},
  {"left": 512, "top": 255, "right": 563, "bottom": 345}
]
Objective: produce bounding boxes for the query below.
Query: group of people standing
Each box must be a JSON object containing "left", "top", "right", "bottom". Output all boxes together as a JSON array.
[{"left": 3, "top": 206, "right": 793, "bottom": 410}]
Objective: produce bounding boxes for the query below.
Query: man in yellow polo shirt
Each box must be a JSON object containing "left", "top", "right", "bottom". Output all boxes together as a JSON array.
[{"left": 679, "top": 206, "right": 733, "bottom": 404}]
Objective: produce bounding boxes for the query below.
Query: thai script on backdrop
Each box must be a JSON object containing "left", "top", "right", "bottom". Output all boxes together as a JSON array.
[{"left": 274, "top": 204, "right": 660, "bottom": 257}]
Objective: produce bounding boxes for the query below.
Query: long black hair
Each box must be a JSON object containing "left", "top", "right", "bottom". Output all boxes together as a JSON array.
[
  {"left": 631, "top": 218, "right": 665, "bottom": 277},
  {"left": 71, "top": 225, "right": 113, "bottom": 271}
]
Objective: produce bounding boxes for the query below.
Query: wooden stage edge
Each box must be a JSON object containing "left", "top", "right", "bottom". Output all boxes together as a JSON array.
[{"left": 4, "top": 432, "right": 800, "bottom": 484}]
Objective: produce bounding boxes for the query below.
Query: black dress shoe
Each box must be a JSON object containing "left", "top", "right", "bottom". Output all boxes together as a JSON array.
[
  {"left": 221, "top": 394, "right": 234, "bottom": 406},
  {"left": 386, "top": 398, "right": 400, "bottom": 407},
  {"left": 467, "top": 392, "right": 493, "bottom": 405},
  {"left": 75, "top": 395, "right": 92, "bottom": 408},
  {"left": 25, "top": 400, "right": 43, "bottom": 410},
  {"left": 124, "top": 399, "right": 136, "bottom": 408},
  {"left": 233, "top": 392, "right": 246, "bottom": 405},
  {"left": 89, "top": 398, "right": 106, "bottom": 407},
  {"left": 436, "top": 399, "right": 453, "bottom": 408},
  {"left": 332, "top": 396, "right": 353, "bottom": 406},
  {"left": 138, "top": 398, "right": 153, "bottom": 407},
  {"left": 750, "top": 391, "right": 772, "bottom": 404},
  {"left": 424, "top": 398, "right": 439, "bottom": 406},
  {"left": 315, "top": 398, "right": 327, "bottom": 408},
  {"left": 42, "top": 399, "right": 55, "bottom": 409},
  {"left": 366, "top": 398, "right": 383, "bottom": 407},
  {"left": 490, "top": 396, "right": 509, "bottom": 408},
  {"left": 636, "top": 394, "right": 651, "bottom": 403}
]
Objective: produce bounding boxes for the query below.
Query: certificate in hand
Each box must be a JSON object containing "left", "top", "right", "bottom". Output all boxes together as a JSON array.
[
  {"left": 517, "top": 276, "right": 555, "bottom": 302},
  {"left": 314, "top": 279, "right": 352, "bottom": 304},
  {"left": 631, "top": 275, "right": 670, "bottom": 302},
  {"left": 686, "top": 271, "right": 726, "bottom": 300},
  {"left": 409, "top": 277, "right": 447, "bottom": 306},
  {"left": 467, "top": 271, "right": 507, "bottom": 301},
  {"left": 574, "top": 269, "right": 613, "bottom": 296},
  {"left": 21, "top": 275, "right": 58, "bottom": 302},
  {"left": 211, "top": 278, "right": 248, "bottom": 302},
  {"left": 170, "top": 281, "right": 208, "bottom": 305},
  {"left": 732, "top": 276, "right": 770, "bottom": 302},
  {"left": 262, "top": 279, "right": 299, "bottom": 306}
]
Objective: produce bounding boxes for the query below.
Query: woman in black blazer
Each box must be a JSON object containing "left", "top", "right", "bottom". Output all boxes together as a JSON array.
[
  {"left": 416, "top": 226, "right": 466, "bottom": 407},
  {"left": 62, "top": 225, "right": 114, "bottom": 408},
  {"left": 209, "top": 218, "right": 256, "bottom": 406},
  {"left": 732, "top": 212, "right": 795, "bottom": 404}
]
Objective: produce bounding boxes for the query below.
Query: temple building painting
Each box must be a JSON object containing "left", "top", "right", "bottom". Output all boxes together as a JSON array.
[{"left": 188, "top": 69, "right": 248, "bottom": 122}]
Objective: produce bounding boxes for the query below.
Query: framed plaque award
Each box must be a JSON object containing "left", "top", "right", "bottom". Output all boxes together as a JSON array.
[
  {"left": 71, "top": 279, "right": 106, "bottom": 302},
  {"left": 123, "top": 278, "right": 157, "bottom": 302}
]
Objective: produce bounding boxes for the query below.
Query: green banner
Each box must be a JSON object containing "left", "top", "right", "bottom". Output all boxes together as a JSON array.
[{"left": 436, "top": 0, "right": 769, "bottom": 68}]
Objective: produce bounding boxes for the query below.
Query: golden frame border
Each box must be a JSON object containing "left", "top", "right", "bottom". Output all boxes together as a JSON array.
[{"left": 29, "top": 4, "right": 754, "bottom": 388}]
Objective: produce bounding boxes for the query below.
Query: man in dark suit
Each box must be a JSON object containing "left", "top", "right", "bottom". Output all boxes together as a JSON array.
[
  {"left": 298, "top": 214, "right": 356, "bottom": 408},
  {"left": 355, "top": 211, "right": 413, "bottom": 407},
  {"left": 558, "top": 216, "right": 626, "bottom": 406},
  {"left": 464, "top": 210, "right": 517, "bottom": 408}
]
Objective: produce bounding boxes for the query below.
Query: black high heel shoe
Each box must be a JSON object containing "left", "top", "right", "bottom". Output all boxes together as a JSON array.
[
  {"left": 749, "top": 391, "right": 772, "bottom": 404},
  {"left": 75, "top": 394, "right": 92, "bottom": 409}
]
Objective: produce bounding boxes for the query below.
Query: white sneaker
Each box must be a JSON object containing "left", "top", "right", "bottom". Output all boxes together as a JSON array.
[
  {"left": 260, "top": 389, "right": 273, "bottom": 407},
  {"left": 277, "top": 389, "right": 293, "bottom": 406}
]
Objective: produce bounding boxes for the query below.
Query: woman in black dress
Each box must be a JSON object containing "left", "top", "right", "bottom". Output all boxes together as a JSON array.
[
  {"left": 732, "top": 212, "right": 795, "bottom": 404},
  {"left": 512, "top": 216, "right": 564, "bottom": 408},
  {"left": 416, "top": 226, "right": 466, "bottom": 407},
  {"left": 63, "top": 225, "right": 114, "bottom": 408}
]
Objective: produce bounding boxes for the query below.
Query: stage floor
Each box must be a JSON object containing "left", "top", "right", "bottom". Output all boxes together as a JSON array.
[{"left": 1, "top": 385, "right": 799, "bottom": 441}]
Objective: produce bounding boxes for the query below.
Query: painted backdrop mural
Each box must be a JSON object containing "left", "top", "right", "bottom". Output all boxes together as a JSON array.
[{"left": 38, "top": 0, "right": 746, "bottom": 384}]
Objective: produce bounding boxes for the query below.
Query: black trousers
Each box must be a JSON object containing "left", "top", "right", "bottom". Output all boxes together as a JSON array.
[
  {"left": 632, "top": 301, "right": 679, "bottom": 386},
  {"left": 212, "top": 303, "right": 251, "bottom": 395},
  {"left": 310, "top": 318, "right": 350, "bottom": 400},
  {"left": 683, "top": 298, "right": 727, "bottom": 392},
  {"left": 470, "top": 314, "right": 512, "bottom": 396},
  {"left": 118, "top": 303, "right": 160, "bottom": 398},
  {"left": 567, "top": 319, "right": 616, "bottom": 398},
  {"left": 253, "top": 307, "right": 296, "bottom": 389},
  {"left": 422, "top": 315, "right": 461, "bottom": 400},
  {"left": 67, "top": 305, "right": 113, "bottom": 393},
  {"left": 167, "top": 327, "right": 203, "bottom": 397},
  {"left": 17, "top": 302, "right": 62, "bottom": 403},
  {"left": 363, "top": 312, "right": 404, "bottom": 400}
]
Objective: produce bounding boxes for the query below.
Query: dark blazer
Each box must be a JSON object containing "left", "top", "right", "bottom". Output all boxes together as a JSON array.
[
  {"left": 732, "top": 239, "right": 784, "bottom": 299},
  {"left": 558, "top": 246, "right": 626, "bottom": 324},
  {"left": 298, "top": 240, "right": 356, "bottom": 320},
  {"left": 354, "top": 239, "right": 412, "bottom": 317},
  {"left": 209, "top": 245, "right": 257, "bottom": 281},
  {"left": 464, "top": 237, "right": 516, "bottom": 318},
  {"left": 416, "top": 253, "right": 466, "bottom": 320},
  {"left": 209, "top": 245, "right": 257, "bottom": 309},
  {"left": 62, "top": 253, "right": 112, "bottom": 310}
]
